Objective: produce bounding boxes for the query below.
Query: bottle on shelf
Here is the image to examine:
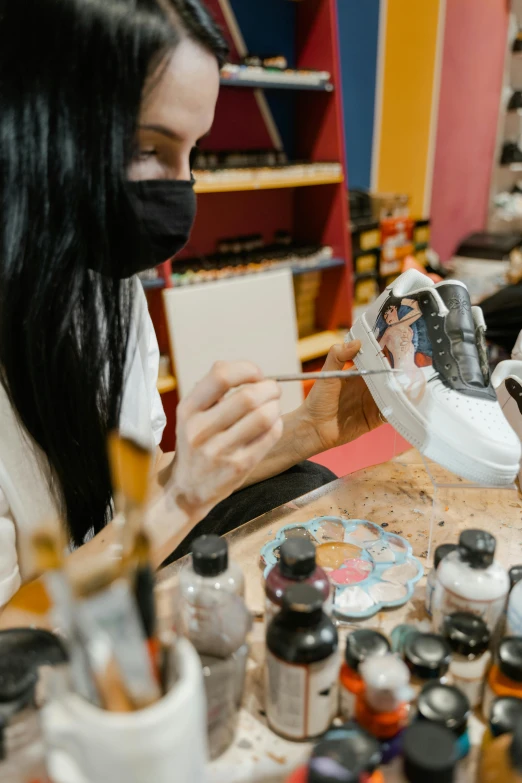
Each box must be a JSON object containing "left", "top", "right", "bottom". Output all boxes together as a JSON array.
[
  {"left": 265, "top": 584, "right": 339, "bottom": 741},
  {"left": 479, "top": 716, "right": 522, "bottom": 783},
  {"left": 264, "top": 538, "right": 330, "bottom": 625},
  {"left": 401, "top": 722, "right": 458, "bottom": 783},
  {"left": 339, "top": 629, "right": 391, "bottom": 721},
  {"left": 432, "top": 530, "right": 509, "bottom": 633},
  {"left": 416, "top": 681, "right": 471, "bottom": 759},
  {"left": 425, "top": 544, "right": 458, "bottom": 617},
  {"left": 355, "top": 653, "right": 412, "bottom": 763},
  {"left": 178, "top": 534, "right": 251, "bottom": 759},
  {"left": 483, "top": 638, "right": 522, "bottom": 720},
  {"left": 442, "top": 612, "right": 491, "bottom": 709},
  {"left": 482, "top": 697, "right": 522, "bottom": 753},
  {"left": 284, "top": 728, "right": 384, "bottom": 783},
  {"left": 403, "top": 633, "right": 451, "bottom": 700}
]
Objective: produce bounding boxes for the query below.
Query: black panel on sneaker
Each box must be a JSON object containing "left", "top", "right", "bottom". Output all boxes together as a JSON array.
[
  {"left": 506, "top": 377, "right": 522, "bottom": 414},
  {"left": 508, "top": 91, "right": 522, "bottom": 111},
  {"left": 416, "top": 285, "right": 496, "bottom": 400},
  {"left": 501, "top": 142, "right": 522, "bottom": 165}
]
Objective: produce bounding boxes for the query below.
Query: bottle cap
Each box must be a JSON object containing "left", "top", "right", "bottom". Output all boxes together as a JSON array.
[
  {"left": 489, "top": 697, "right": 522, "bottom": 738},
  {"left": 280, "top": 539, "right": 316, "bottom": 579},
  {"left": 498, "top": 638, "right": 522, "bottom": 683},
  {"left": 510, "top": 565, "right": 522, "bottom": 590},
  {"left": 417, "top": 682, "right": 470, "bottom": 736},
  {"left": 442, "top": 612, "right": 490, "bottom": 657},
  {"left": 309, "top": 730, "right": 381, "bottom": 782},
  {"left": 434, "top": 544, "right": 458, "bottom": 569},
  {"left": 402, "top": 722, "right": 458, "bottom": 783},
  {"left": 192, "top": 535, "right": 228, "bottom": 577},
  {"left": 344, "top": 630, "right": 391, "bottom": 672},
  {"left": 458, "top": 529, "right": 496, "bottom": 568},
  {"left": 404, "top": 634, "right": 452, "bottom": 680},
  {"left": 282, "top": 584, "right": 324, "bottom": 616},
  {"left": 510, "top": 717, "right": 522, "bottom": 774}
]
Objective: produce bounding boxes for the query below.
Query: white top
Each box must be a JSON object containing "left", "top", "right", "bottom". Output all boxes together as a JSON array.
[{"left": 0, "top": 279, "right": 166, "bottom": 607}]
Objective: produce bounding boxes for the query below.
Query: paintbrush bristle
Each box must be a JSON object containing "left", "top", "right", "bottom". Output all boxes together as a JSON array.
[
  {"left": 32, "top": 528, "right": 63, "bottom": 572},
  {"left": 134, "top": 531, "right": 151, "bottom": 566},
  {"left": 108, "top": 432, "right": 153, "bottom": 506}
]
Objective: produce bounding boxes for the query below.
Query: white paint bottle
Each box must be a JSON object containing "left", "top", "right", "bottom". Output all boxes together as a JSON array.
[
  {"left": 432, "top": 530, "right": 509, "bottom": 634},
  {"left": 425, "top": 544, "right": 458, "bottom": 617},
  {"left": 507, "top": 566, "right": 522, "bottom": 637}
]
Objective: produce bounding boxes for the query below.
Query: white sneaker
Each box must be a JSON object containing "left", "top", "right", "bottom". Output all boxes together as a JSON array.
[
  {"left": 492, "top": 360, "right": 522, "bottom": 487},
  {"left": 512, "top": 330, "right": 522, "bottom": 361},
  {"left": 349, "top": 269, "right": 521, "bottom": 486}
]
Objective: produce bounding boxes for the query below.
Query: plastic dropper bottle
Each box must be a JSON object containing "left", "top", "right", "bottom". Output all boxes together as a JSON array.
[
  {"left": 339, "top": 630, "right": 391, "bottom": 721},
  {"left": 284, "top": 728, "right": 384, "bottom": 783},
  {"left": 401, "top": 722, "right": 458, "bottom": 783},
  {"left": 265, "top": 538, "right": 330, "bottom": 625}
]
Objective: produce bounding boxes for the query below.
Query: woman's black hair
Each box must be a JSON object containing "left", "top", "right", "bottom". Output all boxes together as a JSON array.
[{"left": 0, "top": 0, "right": 227, "bottom": 547}]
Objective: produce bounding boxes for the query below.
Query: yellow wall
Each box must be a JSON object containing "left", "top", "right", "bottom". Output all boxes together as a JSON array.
[{"left": 375, "top": 0, "right": 443, "bottom": 217}]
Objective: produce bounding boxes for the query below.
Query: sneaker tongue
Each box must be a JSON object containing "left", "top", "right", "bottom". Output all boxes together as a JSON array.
[{"left": 435, "top": 283, "right": 488, "bottom": 392}]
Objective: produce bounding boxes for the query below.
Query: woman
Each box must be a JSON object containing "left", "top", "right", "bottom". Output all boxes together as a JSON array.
[{"left": 0, "top": 0, "right": 380, "bottom": 622}]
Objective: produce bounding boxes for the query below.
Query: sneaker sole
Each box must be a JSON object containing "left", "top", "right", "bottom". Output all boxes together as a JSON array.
[{"left": 349, "top": 315, "right": 518, "bottom": 486}]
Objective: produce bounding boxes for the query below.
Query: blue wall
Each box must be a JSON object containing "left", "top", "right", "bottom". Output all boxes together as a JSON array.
[{"left": 336, "top": 0, "right": 381, "bottom": 190}]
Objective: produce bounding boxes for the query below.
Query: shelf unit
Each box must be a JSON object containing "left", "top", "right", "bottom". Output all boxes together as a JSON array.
[{"left": 145, "top": 0, "right": 351, "bottom": 451}]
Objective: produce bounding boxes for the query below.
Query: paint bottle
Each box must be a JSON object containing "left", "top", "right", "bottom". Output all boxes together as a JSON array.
[
  {"left": 339, "top": 630, "right": 391, "bottom": 720},
  {"left": 483, "top": 638, "right": 522, "bottom": 721},
  {"left": 265, "top": 538, "right": 330, "bottom": 625},
  {"left": 507, "top": 568, "right": 522, "bottom": 637},
  {"left": 482, "top": 697, "right": 522, "bottom": 753},
  {"left": 403, "top": 633, "right": 451, "bottom": 699},
  {"left": 178, "top": 535, "right": 251, "bottom": 759},
  {"left": 416, "top": 682, "right": 471, "bottom": 759},
  {"left": 479, "top": 715, "right": 522, "bottom": 783},
  {"left": 284, "top": 725, "right": 384, "bottom": 783},
  {"left": 265, "top": 584, "right": 339, "bottom": 741},
  {"left": 401, "top": 722, "right": 458, "bottom": 783},
  {"left": 355, "top": 654, "right": 412, "bottom": 762},
  {"left": 432, "top": 530, "right": 509, "bottom": 633},
  {"left": 0, "top": 662, "right": 51, "bottom": 783},
  {"left": 442, "top": 612, "right": 491, "bottom": 709},
  {"left": 425, "top": 544, "right": 458, "bottom": 617}
]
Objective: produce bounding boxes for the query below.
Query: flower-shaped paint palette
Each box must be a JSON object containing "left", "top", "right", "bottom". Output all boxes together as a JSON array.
[{"left": 260, "top": 516, "right": 423, "bottom": 620}]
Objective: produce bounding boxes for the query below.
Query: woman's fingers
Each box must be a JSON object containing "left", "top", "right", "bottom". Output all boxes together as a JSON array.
[
  {"left": 238, "top": 418, "right": 284, "bottom": 472},
  {"left": 207, "top": 398, "right": 282, "bottom": 456},
  {"left": 320, "top": 340, "right": 362, "bottom": 372},
  {"left": 183, "top": 360, "right": 263, "bottom": 413},
  {"left": 187, "top": 380, "right": 281, "bottom": 447}
]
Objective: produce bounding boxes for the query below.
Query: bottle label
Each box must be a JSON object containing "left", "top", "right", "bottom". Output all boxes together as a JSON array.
[
  {"left": 339, "top": 683, "right": 356, "bottom": 721},
  {"left": 433, "top": 584, "right": 506, "bottom": 631},
  {"left": 265, "top": 650, "right": 339, "bottom": 740}
]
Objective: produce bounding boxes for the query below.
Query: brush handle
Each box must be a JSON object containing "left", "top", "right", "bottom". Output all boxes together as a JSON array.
[{"left": 268, "top": 368, "right": 400, "bottom": 382}]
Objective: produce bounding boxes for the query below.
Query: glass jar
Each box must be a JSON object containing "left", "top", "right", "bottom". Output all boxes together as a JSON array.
[
  {"left": 482, "top": 697, "right": 522, "bottom": 753},
  {"left": 442, "top": 612, "right": 491, "bottom": 709},
  {"left": 417, "top": 682, "right": 471, "bottom": 760},
  {"left": 425, "top": 544, "right": 458, "bottom": 617},
  {"left": 403, "top": 633, "right": 451, "bottom": 700},
  {"left": 483, "top": 638, "right": 522, "bottom": 720}
]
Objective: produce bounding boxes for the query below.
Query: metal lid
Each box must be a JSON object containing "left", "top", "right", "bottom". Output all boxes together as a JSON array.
[
  {"left": 403, "top": 722, "right": 458, "bottom": 783},
  {"left": 442, "top": 612, "right": 490, "bottom": 657},
  {"left": 489, "top": 697, "right": 522, "bottom": 738},
  {"left": 344, "top": 630, "right": 391, "bottom": 671},
  {"left": 309, "top": 730, "right": 381, "bottom": 783},
  {"left": 458, "top": 530, "right": 496, "bottom": 568},
  {"left": 417, "top": 682, "right": 471, "bottom": 735},
  {"left": 498, "top": 638, "right": 522, "bottom": 683},
  {"left": 192, "top": 535, "right": 228, "bottom": 576},
  {"left": 280, "top": 539, "right": 316, "bottom": 579},
  {"left": 434, "top": 544, "right": 458, "bottom": 569},
  {"left": 404, "top": 634, "right": 452, "bottom": 680}
]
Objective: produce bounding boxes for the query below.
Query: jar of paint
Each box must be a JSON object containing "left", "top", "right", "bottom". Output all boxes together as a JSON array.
[
  {"left": 284, "top": 729, "right": 384, "bottom": 783},
  {"left": 401, "top": 722, "right": 458, "bottom": 783},
  {"left": 355, "top": 654, "right": 412, "bottom": 762},
  {"left": 432, "top": 530, "right": 509, "bottom": 633},
  {"left": 442, "top": 612, "right": 491, "bottom": 709},
  {"left": 265, "top": 539, "right": 330, "bottom": 625},
  {"left": 425, "top": 544, "right": 458, "bottom": 617},
  {"left": 479, "top": 716, "right": 522, "bottom": 783},
  {"left": 265, "top": 584, "right": 339, "bottom": 741},
  {"left": 483, "top": 638, "right": 522, "bottom": 720},
  {"left": 482, "top": 697, "right": 522, "bottom": 753},
  {"left": 403, "top": 633, "right": 451, "bottom": 699},
  {"left": 339, "top": 629, "right": 391, "bottom": 720},
  {"left": 416, "top": 682, "right": 471, "bottom": 760},
  {"left": 507, "top": 568, "right": 522, "bottom": 637}
]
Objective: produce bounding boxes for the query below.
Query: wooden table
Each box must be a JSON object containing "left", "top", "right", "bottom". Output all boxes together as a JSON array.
[{"left": 158, "top": 450, "right": 522, "bottom": 783}]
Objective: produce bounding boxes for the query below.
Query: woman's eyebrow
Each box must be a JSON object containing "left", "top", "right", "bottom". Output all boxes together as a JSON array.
[{"left": 138, "top": 123, "right": 183, "bottom": 141}]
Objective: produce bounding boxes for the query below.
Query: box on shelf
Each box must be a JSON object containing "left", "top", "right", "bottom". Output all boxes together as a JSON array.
[
  {"left": 414, "top": 219, "right": 431, "bottom": 246},
  {"left": 354, "top": 249, "right": 379, "bottom": 276},
  {"left": 294, "top": 271, "right": 322, "bottom": 338},
  {"left": 352, "top": 273, "right": 380, "bottom": 321},
  {"left": 414, "top": 247, "right": 428, "bottom": 266},
  {"left": 371, "top": 193, "right": 410, "bottom": 221},
  {"left": 351, "top": 222, "right": 381, "bottom": 255},
  {"left": 451, "top": 231, "right": 522, "bottom": 304}
]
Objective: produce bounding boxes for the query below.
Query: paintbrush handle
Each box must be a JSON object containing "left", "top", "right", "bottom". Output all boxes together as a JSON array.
[{"left": 268, "top": 368, "right": 400, "bottom": 382}]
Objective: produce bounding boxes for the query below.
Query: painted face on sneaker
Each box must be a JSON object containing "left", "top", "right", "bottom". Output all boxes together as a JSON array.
[{"left": 383, "top": 305, "right": 399, "bottom": 325}]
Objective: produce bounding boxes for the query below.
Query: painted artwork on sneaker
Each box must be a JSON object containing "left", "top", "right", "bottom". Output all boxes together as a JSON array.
[{"left": 374, "top": 295, "right": 433, "bottom": 403}]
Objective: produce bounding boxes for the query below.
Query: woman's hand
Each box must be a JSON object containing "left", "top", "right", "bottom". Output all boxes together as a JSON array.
[
  {"left": 300, "top": 340, "right": 383, "bottom": 453},
  {"left": 169, "top": 361, "right": 283, "bottom": 521}
]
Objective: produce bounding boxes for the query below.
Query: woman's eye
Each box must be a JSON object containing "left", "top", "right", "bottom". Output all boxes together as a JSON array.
[{"left": 135, "top": 149, "right": 157, "bottom": 161}]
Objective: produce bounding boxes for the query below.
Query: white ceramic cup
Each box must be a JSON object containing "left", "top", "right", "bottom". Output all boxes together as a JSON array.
[{"left": 42, "top": 638, "right": 208, "bottom": 783}]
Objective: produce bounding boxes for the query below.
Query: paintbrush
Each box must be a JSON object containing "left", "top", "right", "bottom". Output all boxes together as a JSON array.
[
  {"left": 108, "top": 432, "right": 153, "bottom": 556},
  {"left": 267, "top": 368, "right": 402, "bottom": 382},
  {"left": 133, "top": 531, "right": 159, "bottom": 678}
]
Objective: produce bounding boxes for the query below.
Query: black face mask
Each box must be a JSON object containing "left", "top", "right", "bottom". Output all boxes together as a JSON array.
[{"left": 122, "top": 178, "right": 197, "bottom": 278}]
